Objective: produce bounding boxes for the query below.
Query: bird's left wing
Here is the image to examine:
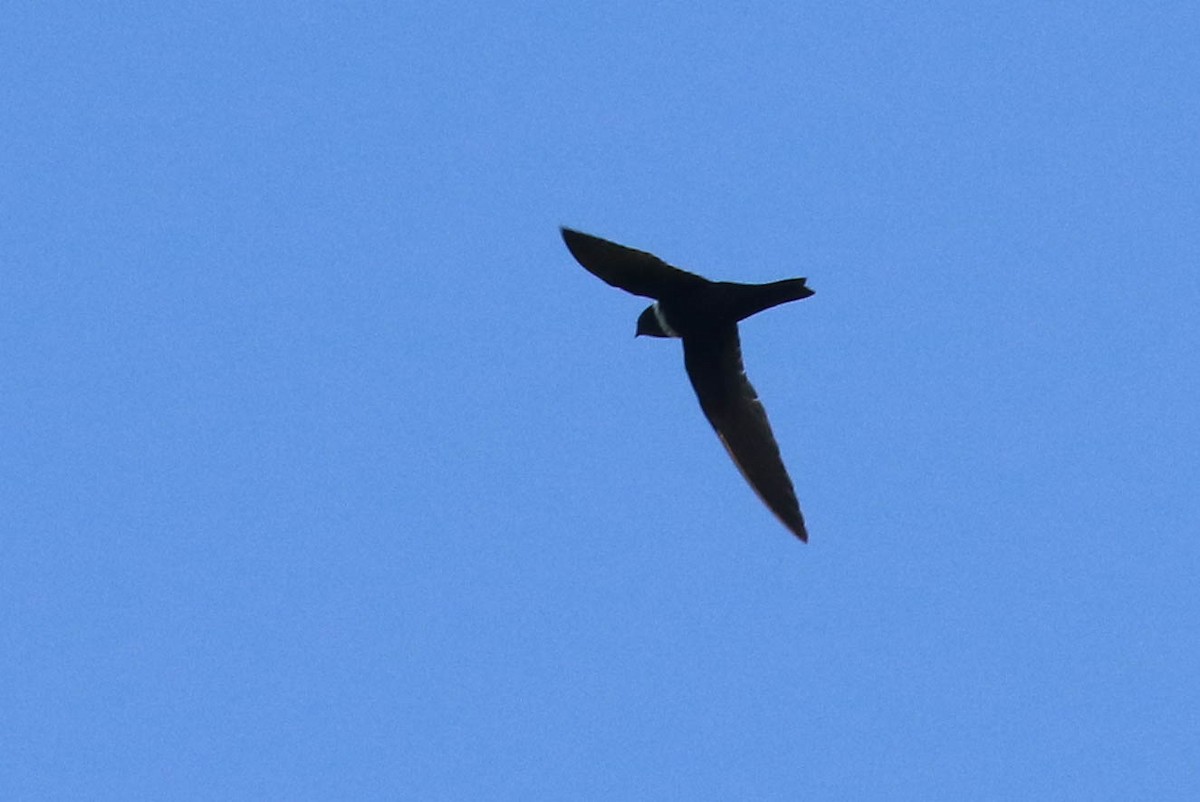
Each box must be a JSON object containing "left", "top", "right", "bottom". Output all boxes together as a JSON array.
[
  {"left": 682, "top": 327, "right": 808, "bottom": 541},
  {"left": 561, "top": 228, "right": 709, "bottom": 299}
]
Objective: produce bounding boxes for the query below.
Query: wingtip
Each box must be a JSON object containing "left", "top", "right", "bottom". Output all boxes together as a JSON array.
[
  {"left": 561, "top": 228, "right": 590, "bottom": 265},
  {"left": 560, "top": 226, "right": 589, "bottom": 254},
  {"left": 788, "top": 517, "right": 809, "bottom": 543}
]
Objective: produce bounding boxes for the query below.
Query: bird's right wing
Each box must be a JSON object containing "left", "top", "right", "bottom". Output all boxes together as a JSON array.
[
  {"left": 561, "top": 228, "right": 709, "bottom": 299},
  {"left": 683, "top": 327, "right": 808, "bottom": 542}
]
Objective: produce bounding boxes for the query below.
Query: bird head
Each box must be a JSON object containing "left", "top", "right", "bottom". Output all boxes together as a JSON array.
[{"left": 636, "top": 305, "right": 671, "bottom": 338}]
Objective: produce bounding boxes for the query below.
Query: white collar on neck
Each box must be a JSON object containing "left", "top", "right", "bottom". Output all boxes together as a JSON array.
[{"left": 652, "top": 302, "right": 680, "bottom": 337}]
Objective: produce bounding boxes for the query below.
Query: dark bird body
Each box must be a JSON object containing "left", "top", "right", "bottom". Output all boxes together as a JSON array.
[{"left": 561, "top": 227, "right": 814, "bottom": 542}]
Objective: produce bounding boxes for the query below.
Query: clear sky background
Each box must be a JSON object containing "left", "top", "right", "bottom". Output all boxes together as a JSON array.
[{"left": 4, "top": 3, "right": 1198, "bottom": 799}]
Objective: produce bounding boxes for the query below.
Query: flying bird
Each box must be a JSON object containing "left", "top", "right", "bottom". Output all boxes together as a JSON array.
[{"left": 561, "top": 227, "right": 814, "bottom": 542}]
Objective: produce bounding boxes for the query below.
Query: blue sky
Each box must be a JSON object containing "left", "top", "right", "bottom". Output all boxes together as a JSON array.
[{"left": 4, "top": 2, "right": 1198, "bottom": 798}]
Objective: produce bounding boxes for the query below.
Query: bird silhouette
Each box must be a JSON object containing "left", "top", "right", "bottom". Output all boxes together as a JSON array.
[{"left": 562, "top": 227, "right": 814, "bottom": 542}]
